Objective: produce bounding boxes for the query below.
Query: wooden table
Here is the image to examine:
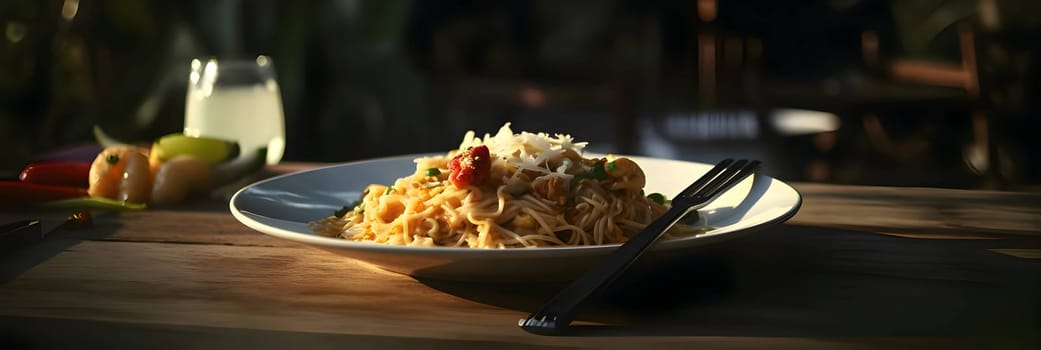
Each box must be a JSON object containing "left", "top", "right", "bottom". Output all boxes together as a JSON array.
[{"left": 1, "top": 164, "right": 1039, "bottom": 349}]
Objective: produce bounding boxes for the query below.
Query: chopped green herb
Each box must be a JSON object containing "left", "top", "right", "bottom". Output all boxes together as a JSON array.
[
  {"left": 105, "top": 154, "right": 119, "bottom": 165},
  {"left": 680, "top": 211, "right": 701, "bottom": 225},
  {"left": 384, "top": 187, "right": 394, "bottom": 195},
  {"left": 571, "top": 161, "right": 610, "bottom": 187},
  {"left": 606, "top": 160, "right": 617, "bottom": 171},
  {"left": 334, "top": 206, "right": 351, "bottom": 217},
  {"left": 647, "top": 193, "right": 667, "bottom": 205},
  {"left": 504, "top": 184, "right": 528, "bottom": 197},
  {"left": 588, "top": 161, "right": 609, "bottom": 180},
  {"left": 334, "top": 199, "right": 362, "bottom": 217},
  {"left": 424, "top": 168, "right": 441, "bottom": 177}
]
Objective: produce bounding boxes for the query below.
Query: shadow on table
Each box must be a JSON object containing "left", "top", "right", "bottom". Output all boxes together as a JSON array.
[
  {"left": 0, "top": 214, "right": 124, "bottom": 283},
  {"left": 0, "top": 316, "right": 570, "bottom": 350},
  {"left": 417, "top": 225, "right": 1041, "bottom": 341}
]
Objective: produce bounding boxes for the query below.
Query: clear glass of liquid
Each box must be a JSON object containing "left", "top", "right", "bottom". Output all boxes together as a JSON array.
[{"left": 184, "top": 55, "right": 286, "bottom": 165}]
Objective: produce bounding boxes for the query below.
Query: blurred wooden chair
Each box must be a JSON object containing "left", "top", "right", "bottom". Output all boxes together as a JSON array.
[{"left": 861, "top": 23, "right": 1009, "bottom": 187}]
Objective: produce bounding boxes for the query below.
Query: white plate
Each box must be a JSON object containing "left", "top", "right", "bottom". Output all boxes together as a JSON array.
[{"left": 230, "top": 155, "right": 801, "bottom": 282}]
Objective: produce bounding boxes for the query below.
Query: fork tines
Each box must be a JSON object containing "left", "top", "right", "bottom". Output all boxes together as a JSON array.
[
  {"left": 519, "top": 158, "right": 761, "bottom": 336},
  {"left": 683, "top": 159, "right": 761, "bottom": 203}
]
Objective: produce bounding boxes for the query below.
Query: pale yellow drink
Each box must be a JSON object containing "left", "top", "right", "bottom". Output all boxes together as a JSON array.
[{"left": 184, "top": 58, "right": 285, "bottom": 165}]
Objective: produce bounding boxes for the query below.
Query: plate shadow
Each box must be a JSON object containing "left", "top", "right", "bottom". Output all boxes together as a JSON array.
[{"left": 416, "top": 225, "right": 1041, "bottom": 339}]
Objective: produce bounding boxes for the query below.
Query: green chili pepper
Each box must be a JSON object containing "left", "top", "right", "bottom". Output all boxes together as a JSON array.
[{"left": 40, "top": 197, "right": 147, "bottom": 211}]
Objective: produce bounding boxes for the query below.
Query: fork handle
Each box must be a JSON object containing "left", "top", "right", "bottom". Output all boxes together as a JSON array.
[{"left": 520, "top": 204, "right": 696, "bottom": 334}]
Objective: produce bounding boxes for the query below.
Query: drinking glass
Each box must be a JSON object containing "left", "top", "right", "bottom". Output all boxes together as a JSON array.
[{"left": 184, "top": 55, "right": 286, "bottom": 165}]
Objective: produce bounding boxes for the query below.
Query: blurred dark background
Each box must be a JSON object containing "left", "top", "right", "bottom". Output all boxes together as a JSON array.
[{"left": 2, "top": 0, "right": 1039, "bottom": 189}]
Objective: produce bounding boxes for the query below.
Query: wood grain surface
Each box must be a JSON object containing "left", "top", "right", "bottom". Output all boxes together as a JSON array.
[{"left": 1, "top": 164, "right": 1039, "bottom": 349}]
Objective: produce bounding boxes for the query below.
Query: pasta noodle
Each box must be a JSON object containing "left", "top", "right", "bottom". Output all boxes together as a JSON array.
[{"left": 310, "top": 123, "right": 703, "bottom": 248}]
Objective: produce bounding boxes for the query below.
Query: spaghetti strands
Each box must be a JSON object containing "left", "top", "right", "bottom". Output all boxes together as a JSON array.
[{"left": 310, "top": 123, "right": 701, "bottom": 248}]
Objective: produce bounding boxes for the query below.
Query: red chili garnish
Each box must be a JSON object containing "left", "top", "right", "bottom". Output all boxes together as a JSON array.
[
  {"left": 447, "top": 145, "right": 491, "bottom": 188},
  {"left": 0, "top": 181, "right": 89, "bottom": 208},
  {"left": 19, "top": 161, "right": 91, "bottom": 188}
]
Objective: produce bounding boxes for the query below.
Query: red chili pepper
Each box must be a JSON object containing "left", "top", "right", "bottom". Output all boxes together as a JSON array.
[
  {"left": 19, "top": 161, "right": 91, "bottom": 188},
  {"left": 0, "top": 181, "right": 89, "bottom": 207},
  {"left": 447, "top": 145, "right": 491, "bottom": 188}
]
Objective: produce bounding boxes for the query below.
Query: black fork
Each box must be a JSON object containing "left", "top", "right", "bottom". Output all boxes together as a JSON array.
[{"left": 519, "top": 159, "right": 761, "bottom": 335}]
